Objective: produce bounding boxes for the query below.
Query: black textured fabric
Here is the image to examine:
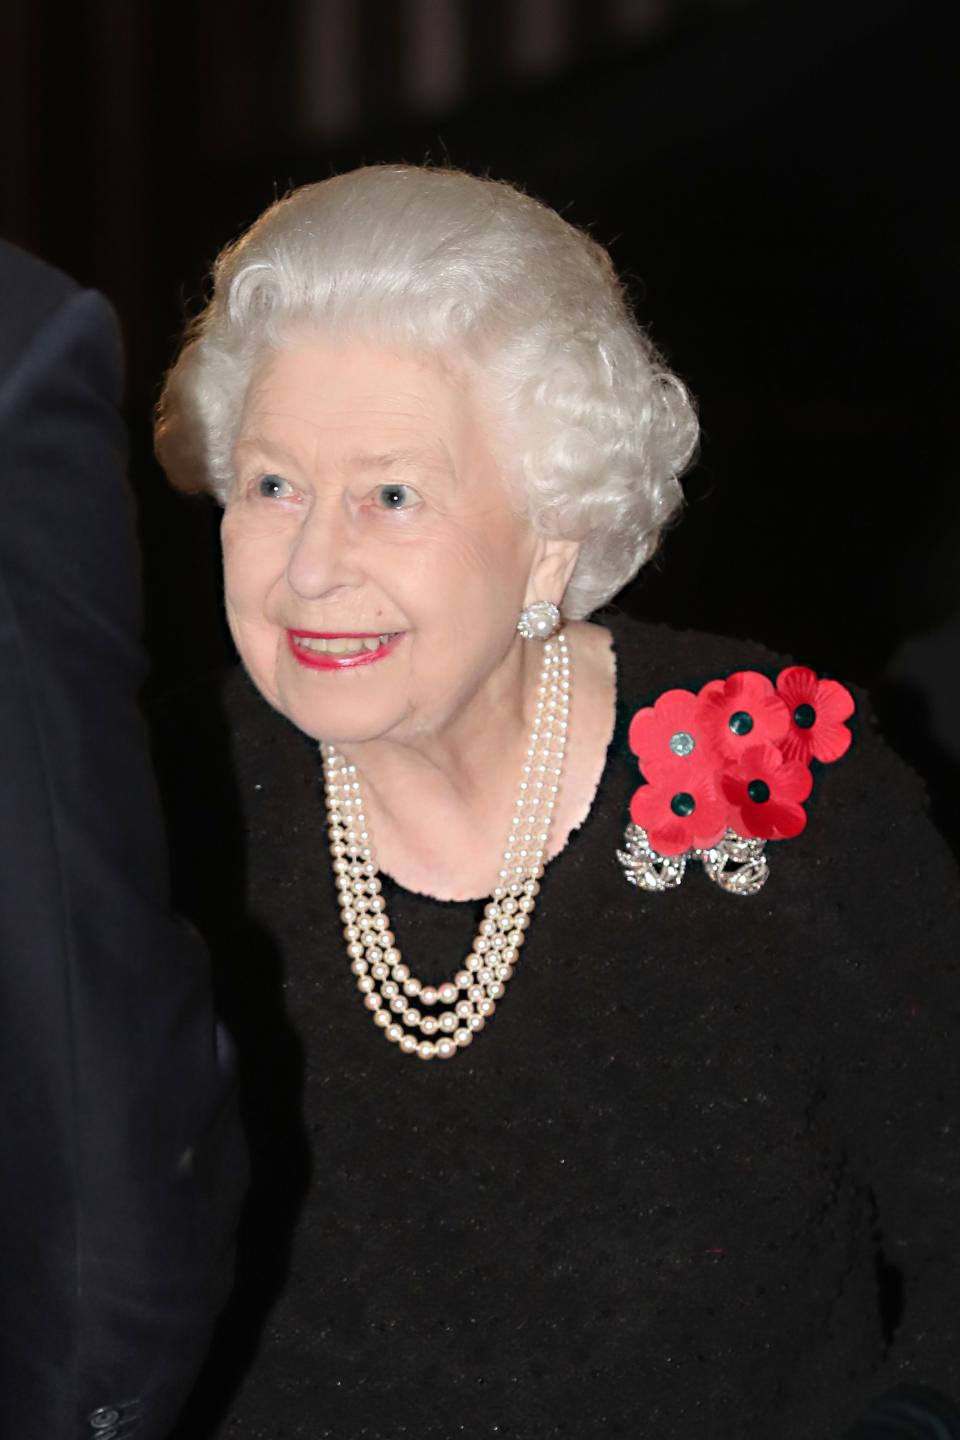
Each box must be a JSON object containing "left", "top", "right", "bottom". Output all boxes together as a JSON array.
[{"left": 159, "top": 609, "right": 960, "bottom": 1439}]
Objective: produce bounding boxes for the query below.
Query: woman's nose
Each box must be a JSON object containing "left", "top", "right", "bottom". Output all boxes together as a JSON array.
[{"left": 285, "top": 499, "right": 363, "bottom": 600}]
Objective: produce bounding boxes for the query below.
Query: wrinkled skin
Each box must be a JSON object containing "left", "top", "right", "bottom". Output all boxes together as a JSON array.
[{"left": 223, "top": 341, "right": 610, "bottom": 898}]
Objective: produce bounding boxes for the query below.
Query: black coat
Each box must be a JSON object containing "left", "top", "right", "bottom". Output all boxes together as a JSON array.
[
  {"left": 157, "top": 610, "right": 960, "bottom": 1438},
  {"left": 0, "top": 241, "right": 247, "bottom": 1438}
]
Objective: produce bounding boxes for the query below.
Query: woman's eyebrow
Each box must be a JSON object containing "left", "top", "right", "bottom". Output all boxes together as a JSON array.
[
  {"left": 344, "top": 447, "right": 454, "bottom": 476},
  {"left": 233, "top": 438, "right": 457, "bottom": 481},
  {"left": 233, "top": 434, "right": 300, "bottom": 465}
]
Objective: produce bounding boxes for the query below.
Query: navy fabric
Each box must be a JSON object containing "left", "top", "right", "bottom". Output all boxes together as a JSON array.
[{"left": 0, "top": 242, "right": 247, "bottom": 1437}]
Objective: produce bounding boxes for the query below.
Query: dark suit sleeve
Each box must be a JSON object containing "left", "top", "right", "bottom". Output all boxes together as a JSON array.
[{"left": 0, "top": 247, "right": 247, "bottom": 1438}]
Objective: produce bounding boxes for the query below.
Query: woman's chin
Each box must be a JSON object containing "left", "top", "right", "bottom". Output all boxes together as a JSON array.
[
  {"left": 274, "top": 688, "right": 406, "bottom": 748},
  {"left": 262, "top": 647, "right": 403, "bottom": 744}
]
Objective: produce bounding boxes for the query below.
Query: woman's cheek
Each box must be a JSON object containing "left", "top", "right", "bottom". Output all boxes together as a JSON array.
[
  {"left": 222, "top": 522, "right": 277, "bottom": 613},
  {"left": 223, "top": 598, "right": 281, "bottom": 708},
  {"left": 222, "top": 592, "right": 250, "bottom": 658},
  {"left": 402, "top": 519, "right": 501, "bottom": 589}
]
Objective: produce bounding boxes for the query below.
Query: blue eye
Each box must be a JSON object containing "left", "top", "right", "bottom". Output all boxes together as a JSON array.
[
  {"left": 256, "top": 473, "right": 293, "bottom": 499},
  {"left": 375, "top": 483, "right": 418, "bottom": 510}
]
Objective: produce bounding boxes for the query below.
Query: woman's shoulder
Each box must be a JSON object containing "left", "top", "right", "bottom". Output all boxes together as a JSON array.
[
  {"left": 148, "top": 664, "right": 317, "bottom": 849},
  {"left": 148, "top": 662, "right": 326, "bottom": 933},
  {"left": 595, "top": 606, "right": 795, "bottom": 702}
]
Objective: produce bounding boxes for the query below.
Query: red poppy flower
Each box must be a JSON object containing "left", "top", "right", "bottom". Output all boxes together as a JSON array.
[
  {"left": 775, "top": 665, "right": 854, "bottom": 765},
  {"left": 720, "top": 744, "right": 813, "bottom": 841},
  {"left": 628, "top": 688, "right": 720, "bottom": 781},
  {"left": 630, "top": 760, "right": 731, "bottom": 856},
  {"left": 696, "top": 671, "right": 791, "bottom": 764}
]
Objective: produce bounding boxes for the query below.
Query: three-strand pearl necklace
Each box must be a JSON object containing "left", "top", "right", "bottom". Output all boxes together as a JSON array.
[{"left": 321, "top": 631, "right": 570, "bottom": 1059}]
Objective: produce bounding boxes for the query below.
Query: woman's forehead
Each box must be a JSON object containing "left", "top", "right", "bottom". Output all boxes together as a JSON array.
[
  {"left": 245, "top": 342, "right": 468, "bottom": 415},
  {"left": 236, "top": 342, "right": 480, "bottom": 469}
]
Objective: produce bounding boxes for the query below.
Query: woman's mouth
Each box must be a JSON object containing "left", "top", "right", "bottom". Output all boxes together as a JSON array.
[{"left": 287, "top": 630, "right": 403, "bottom": 670}]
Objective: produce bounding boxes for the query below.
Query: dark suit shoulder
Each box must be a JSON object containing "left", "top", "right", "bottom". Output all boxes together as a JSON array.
[{"left": 0, "top": 239, "right": 82, "bottom": 380}]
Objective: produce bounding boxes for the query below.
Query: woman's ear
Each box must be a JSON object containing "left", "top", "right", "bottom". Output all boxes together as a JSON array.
[{"left": 524, "top": 536, "right": 581, "bottom": 609}]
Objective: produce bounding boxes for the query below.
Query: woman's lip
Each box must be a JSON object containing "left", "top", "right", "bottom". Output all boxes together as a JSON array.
[
  {"left": 286, "top": 630, "right": 404, "bottom": 670},
  {"left": 291, "top": 630, "right": 396, "bottom": 639}
]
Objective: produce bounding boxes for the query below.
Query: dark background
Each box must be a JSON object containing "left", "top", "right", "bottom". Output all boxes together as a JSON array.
[{"left": 2, "top": 0, "right": 956, "bottom": 843}]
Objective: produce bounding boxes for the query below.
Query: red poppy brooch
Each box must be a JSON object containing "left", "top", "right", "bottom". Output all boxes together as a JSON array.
[{"left": 619, "top": 666, "right": 855, "bottom": 895}]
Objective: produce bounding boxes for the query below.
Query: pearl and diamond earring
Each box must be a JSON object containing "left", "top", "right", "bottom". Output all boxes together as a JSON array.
[{"left": 517, "top": 600, "right": 561, "bottom": 640}]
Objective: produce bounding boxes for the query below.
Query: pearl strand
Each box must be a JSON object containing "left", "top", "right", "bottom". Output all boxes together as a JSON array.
[{"left": 321, "top": 631, "right": 570, "bottom": 1060}]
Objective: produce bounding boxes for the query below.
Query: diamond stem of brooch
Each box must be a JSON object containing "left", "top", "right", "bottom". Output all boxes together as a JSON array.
[
  {"left": 617, "top": 824, "right": 687, "bottom": 890},
  {"left": 321, "top": 630, "right": 570, "bottom": 1059},
  {"left": 618, "top": 825, "right": 769, "bottom": 895}
]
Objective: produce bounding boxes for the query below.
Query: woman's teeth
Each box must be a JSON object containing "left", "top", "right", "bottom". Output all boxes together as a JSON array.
[{"left": 295, "top": 633, "right": 395, "bottom": 655}]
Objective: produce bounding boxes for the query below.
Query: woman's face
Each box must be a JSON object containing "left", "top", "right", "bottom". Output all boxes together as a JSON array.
[{"left": 223, "top": 340, "right": 562, "bottom": 745}]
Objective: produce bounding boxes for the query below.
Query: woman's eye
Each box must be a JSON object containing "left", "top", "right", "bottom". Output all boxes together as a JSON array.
[
  {"left": 255, "top": 473, "right": 294, "bottom": 500},
  {"left": 374, "top": 483, "right": 420, "bottom": 511}
]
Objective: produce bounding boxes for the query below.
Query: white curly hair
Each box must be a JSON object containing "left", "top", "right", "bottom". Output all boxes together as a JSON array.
[{"left": 154, "top": 164, "right": 698, "bottom": 619}]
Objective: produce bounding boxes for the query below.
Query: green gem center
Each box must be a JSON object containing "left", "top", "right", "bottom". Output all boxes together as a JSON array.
[
  {"left": 747, "top": 779, "right": 770, "bottom": 804},
  {"left": 670, "top": 792, "right": 696, "bottom": 817},
  {"left": 729, "top": 710, "right": 754, "bottom": 736},
  {"left": 793, "top": 702, "right": 816, "bottom": 729}
]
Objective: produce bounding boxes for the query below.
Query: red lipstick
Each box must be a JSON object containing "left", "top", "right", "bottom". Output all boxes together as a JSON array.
[{"left": 286, "top": 629, "right": 403, "bottom": 671}]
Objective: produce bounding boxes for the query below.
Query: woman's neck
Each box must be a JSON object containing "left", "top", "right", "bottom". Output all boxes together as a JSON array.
[{"left": 333, "top": 620, "right": 615, "bottom": 901}]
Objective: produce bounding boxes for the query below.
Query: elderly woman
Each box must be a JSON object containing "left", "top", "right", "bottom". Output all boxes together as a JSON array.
[{"left": 155, "top": 167, "right": 959, "bottom": 1438}]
